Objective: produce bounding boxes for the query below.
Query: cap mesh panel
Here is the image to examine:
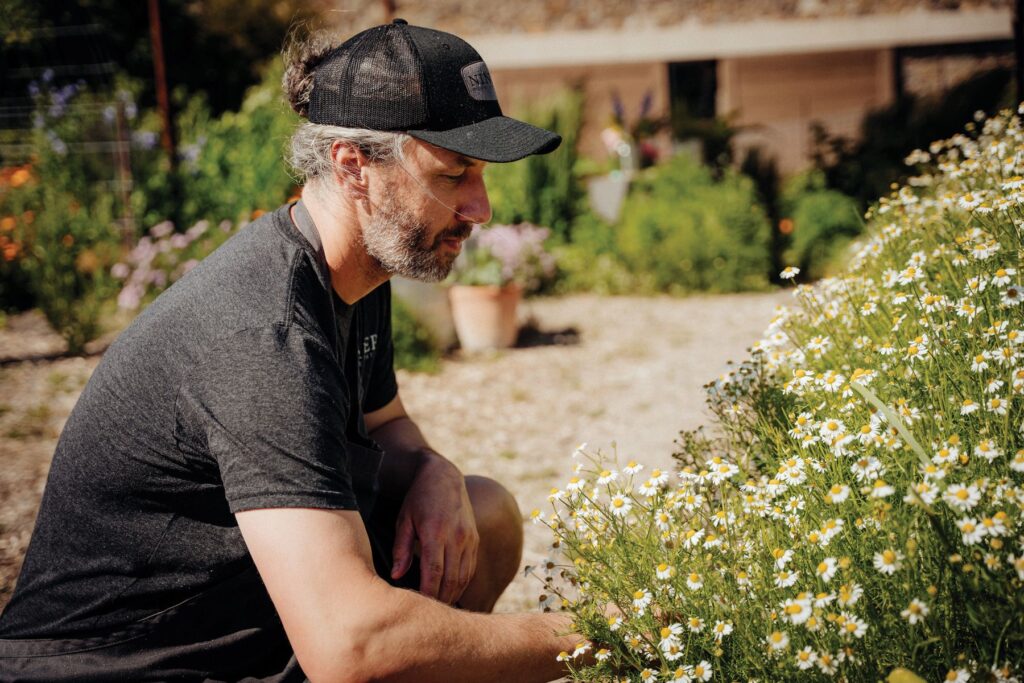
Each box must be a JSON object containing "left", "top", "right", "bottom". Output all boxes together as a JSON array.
[{"left": 311, "top": 25, "right": 427, "bottom": 130}]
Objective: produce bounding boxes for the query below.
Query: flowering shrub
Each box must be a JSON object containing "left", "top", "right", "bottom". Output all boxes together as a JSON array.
[
  {"left": 113, "top": 218, "right": 237, "bottom": 311},
  {"left": 450, "top": 223, "right": 556, "bottom": 292},
  {"left": 532, "top": 107, "right": 1024, "bottom": 681}
]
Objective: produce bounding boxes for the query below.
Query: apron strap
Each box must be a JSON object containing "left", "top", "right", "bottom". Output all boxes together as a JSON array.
[{"left": 291, "top": 199, "right": 331, "bottom": 291}]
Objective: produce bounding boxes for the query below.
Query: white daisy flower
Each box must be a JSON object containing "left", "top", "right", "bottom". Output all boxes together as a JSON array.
[
  {"left": 712, "top": 620, "right": 733, "bottom": 641},
  {"left": 956, "top": 517, "right": 985, "bottom": 545},
  {"left": 901, "top": 598, "right": 930, "bottom": 624},
  {"left": 609, "top": 493, "right": 632, "bottom": 517},
  {"left": 774, "top": 569, "right": 799, "bottom": 588},
  {"left": 766, "top": 630, "right": 789, "bottom": 650},
  {"left": 691, "top": 660, "right": 713, "bottom": 681},
  {"left": 816, "top": 557, "right": 838, "bottom": 582},
  {"left": 943, "top": 483, "right": 981, "bottom": 511},
  {"left": 795, "top": 646, "right": 818, "bottom": 670},
  {"left": 872, "top": 549, "right": 903, "bottom": 574}
]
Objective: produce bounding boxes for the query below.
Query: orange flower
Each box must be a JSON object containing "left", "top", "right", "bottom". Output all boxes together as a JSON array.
[
  {"left": 22, "top": 210, "right": 34, "bottom": 224},
  {"left": 0, "top": 216, "right": 14, "bottom": 232},
  {"left": 10, "top": 168, "right": 31, "bottom": 188},
  {"left": 1, "top": 236, "right": 19, "bottom": 261},
  {"left": 251, "top": 209, "right": 265, "bottom": 219},
  {"left": 62, "top": 234, "right": 75, "bottom": 247}
]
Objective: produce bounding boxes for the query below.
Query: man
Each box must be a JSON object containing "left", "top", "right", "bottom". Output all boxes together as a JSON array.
[{"left": 0, "top": 20, "right": 583, "bottom": 682}]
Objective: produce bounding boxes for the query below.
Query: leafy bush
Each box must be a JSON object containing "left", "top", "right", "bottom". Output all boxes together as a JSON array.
[
  {"left": 532, "top": 106, "right": 1023, "bottom": 681},
  {"left": 172, "top": 60, "right": 300, "bottom": 226},
  {"left": 486, "top": 88, "right": 586, "bottom": 242},
  {"left": 391, "top": 295, "right": 441, "bottom": 373},
  {"left": 21, "top": 189, "right": 119, "bottom": 353},
  {"left": 613, "top": 153, "right": 772, "bottom": 294},
  {"left": 0, "top": 77, "right": 127, "bottom": 349},
  {"left": 781, "top": 170, "right": 863, "bottom": 280}
]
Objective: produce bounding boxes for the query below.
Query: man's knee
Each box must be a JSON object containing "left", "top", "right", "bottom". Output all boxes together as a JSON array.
[{"left": 465, "top": 475, "right": 523, "bottom": 553}]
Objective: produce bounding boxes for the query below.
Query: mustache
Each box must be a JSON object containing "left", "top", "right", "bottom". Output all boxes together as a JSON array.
[{"left": 430, "top": 222, "right": 474, "bottom": 248}]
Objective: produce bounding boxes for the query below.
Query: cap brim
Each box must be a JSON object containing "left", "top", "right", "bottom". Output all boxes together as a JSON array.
[{"left": 408, "top": 116, "right": 561, "bottom": 163}]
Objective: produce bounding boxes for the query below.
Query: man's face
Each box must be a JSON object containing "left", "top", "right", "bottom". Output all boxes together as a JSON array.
[{"left": 361, "top": 140, "right": 492, "bottom": 283}]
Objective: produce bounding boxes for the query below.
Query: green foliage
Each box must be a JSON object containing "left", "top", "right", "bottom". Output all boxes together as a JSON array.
[
  {"left": 391, "top": 296, "right": 441, "bottom": 373},
  {"left": 780, "top": 170, "right": 863, "bottom": 279},
  {"left": 551, "top": 210, "right": 639, "bottom": 295},
  {"left": 614, "top": 153, "right": 772, "bottom": 293},
  {"left": 21, "top": 189, "right": 118, "bottom": 354},
  {"left": 172, "top": 60, "right": 301, "bottom": 225},
  {"left": 486, "top": 88, "right": 586, "bottom": 241},
  {"left": 0, "top": 79, "right": 123, "bottom": 349}
]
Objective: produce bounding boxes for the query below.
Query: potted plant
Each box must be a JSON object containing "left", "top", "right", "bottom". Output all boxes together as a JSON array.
[{"left": 448, "top": 223, "right": 554, "bottom": 352}]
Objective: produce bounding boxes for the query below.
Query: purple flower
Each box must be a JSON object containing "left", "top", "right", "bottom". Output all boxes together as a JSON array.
[
  {"left": 41, "top": 68, "right": 54, "bottom": 83},
  {"left": 149, "top": 221, "right": 173, "bottom": 239},
  {"left": 169, "top": 233, "right": 189, "bottom": 250},
  {"left": 117, "top": 282, "right": 143, "bottom": 310},
  {"left": 185, "top": 220, "right": 209, "bottom": 240},
  {"left": 103, "top": 105, "right": 116, "bottom": 125},
  {"left": 131, "top": 131, "right": 158, "bottom": 150},
  {"left": 111, "top": 262, "right": 130, "bottom": 279}
]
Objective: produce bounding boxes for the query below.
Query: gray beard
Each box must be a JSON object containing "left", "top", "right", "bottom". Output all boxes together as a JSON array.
[{"left": 361, "top": 196, "right": 469, "bottom": 283}]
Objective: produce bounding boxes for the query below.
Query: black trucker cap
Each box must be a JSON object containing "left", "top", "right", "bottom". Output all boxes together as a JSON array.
[{"left": 307, "top": 18, "right": 561, "bottom": 163}]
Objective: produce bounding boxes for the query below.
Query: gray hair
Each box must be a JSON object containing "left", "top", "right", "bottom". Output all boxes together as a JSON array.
[{"left": 288, "top": 123, "right": 411, "bottom": 185}]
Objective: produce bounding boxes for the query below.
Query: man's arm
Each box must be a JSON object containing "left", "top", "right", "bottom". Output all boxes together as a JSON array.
[
  {"left": 237, "top": 507, "right": 578, "bottom": 683},
  {"left": 364, "top": 393, "right": 479, "bottom": 605}
]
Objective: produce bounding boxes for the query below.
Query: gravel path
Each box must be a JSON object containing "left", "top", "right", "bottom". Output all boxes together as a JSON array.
[{"left": 0, "top": 291, "right": 788, "bottom": 615}]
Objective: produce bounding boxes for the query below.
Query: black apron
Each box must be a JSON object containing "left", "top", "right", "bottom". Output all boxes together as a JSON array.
[{"left": 0, "top": 201, "right": 386, "bottom": 682}]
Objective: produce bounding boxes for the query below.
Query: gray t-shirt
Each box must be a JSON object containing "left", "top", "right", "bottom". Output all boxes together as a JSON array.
[{"left": 0, "top": 203, "right": 397, "bottom": 653}]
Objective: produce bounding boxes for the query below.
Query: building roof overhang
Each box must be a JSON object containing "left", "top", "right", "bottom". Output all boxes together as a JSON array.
[{"left": 467, "top": 7, "right": 1013, "bottom": 69}]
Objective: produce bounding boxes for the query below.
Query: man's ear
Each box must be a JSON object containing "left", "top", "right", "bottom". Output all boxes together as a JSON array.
[{"left": 330, "top": 141, "right": 369, "bottom": 200}]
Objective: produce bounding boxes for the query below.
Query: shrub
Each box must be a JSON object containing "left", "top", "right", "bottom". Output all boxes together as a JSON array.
[
  {"left": 486, "top": 88, "right": 586, "bottom": 242},
  {"left": 532, "top": 106, "right": 1023, "bottom": 681},
  {"left": 172, "top": 60, "right": 300, "bottom": 226},
  {"left": 613, "top": 153, "right": 772, "bottom": 294},
  {"left": 781, "top": 170, "right": 863, "bottom": 280},
  {"left": 20, "top": 188, "right": 119, "bottom": 353},
  {"left": 391, "top": 295, "right": 441, "bottom": 373}
]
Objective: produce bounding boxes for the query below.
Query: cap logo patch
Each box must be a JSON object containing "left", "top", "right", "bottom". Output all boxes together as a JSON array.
[{"left": 461, "top": 61, "right": 497, "bottom": 101}]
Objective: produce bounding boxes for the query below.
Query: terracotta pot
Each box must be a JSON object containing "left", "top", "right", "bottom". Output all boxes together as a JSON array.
[{"left": 448, "top": 283, "right": 521, "bottom": 352}]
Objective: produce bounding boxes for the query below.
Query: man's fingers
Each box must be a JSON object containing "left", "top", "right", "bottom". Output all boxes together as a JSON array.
[
  {"left": 454, "top": 544, "right": 475, "bottom": 604},
  {"left": 439, "top": 541, "right": 465, "bottom": 605},
  {"left": 419, "top": 539, "right": 444, "bottom": 599},
  {"left": 390, "top": 514, "right": 416, "bottom": 580}
]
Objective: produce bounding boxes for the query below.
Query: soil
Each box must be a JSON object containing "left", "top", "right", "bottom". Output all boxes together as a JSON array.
[{"left": 0, "top": 291, "right": 788, "bottom": 616}]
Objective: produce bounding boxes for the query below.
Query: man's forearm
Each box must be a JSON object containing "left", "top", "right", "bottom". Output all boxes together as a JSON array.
[
  {"left": 370, "top": 415, "right": 450, "bottom": 500},
  {"left": 345, "top": 580, "right": 580, "bottom": 683}
]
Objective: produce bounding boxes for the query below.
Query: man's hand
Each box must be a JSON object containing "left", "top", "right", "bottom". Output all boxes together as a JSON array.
[{"left": 391, "top": 453, "right": 479, "bottom": 604}]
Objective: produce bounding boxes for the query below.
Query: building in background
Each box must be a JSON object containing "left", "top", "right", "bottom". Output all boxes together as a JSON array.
[{"left": 328, "top": 0, "right": 1014, "bottom": 173}]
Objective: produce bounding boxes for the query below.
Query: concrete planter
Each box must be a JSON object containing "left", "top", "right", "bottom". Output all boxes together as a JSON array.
[{"left": 448, "top": 283, "right": 521, "bottom": 352}]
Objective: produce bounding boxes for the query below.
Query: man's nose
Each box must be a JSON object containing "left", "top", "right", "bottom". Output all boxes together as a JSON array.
[{"left": 459, "top": 174, "right": 492, "bottom": 225}]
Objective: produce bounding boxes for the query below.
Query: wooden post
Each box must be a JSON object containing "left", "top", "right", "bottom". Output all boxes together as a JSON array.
[
  {"left": 381, "top": 0, "right": 397, "bottom": 22},
  {"left": 148, "top": 0, "right": 175, "bottom": 169}
]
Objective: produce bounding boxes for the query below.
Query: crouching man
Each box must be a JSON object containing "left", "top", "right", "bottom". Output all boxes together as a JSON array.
[{"left": 0, "top": 20, "right": 580, "bottom": 683}]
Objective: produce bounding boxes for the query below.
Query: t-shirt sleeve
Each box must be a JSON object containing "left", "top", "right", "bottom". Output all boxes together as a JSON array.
[
  {"left": 361, "top": 284, "right": 398, "bottom": 414},
  {"left": 180, "top": 325, "right": 358, "bottom": 514}
]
